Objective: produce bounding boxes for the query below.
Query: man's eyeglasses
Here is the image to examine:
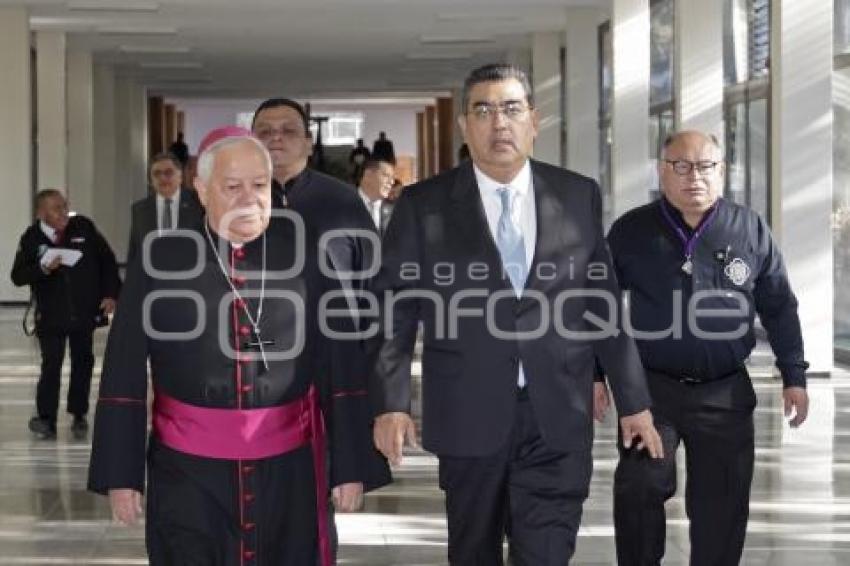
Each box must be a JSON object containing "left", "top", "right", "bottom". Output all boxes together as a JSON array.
[
  {"left": 664, "top": 160, "right": 721, "bottom": 176},
  {"left": 151, "top": 169, "right": 178, "bottom": 178},
  {"left": 468, "top": 101, "right": 532, "bottom": 121},
  {"left": 254, "top": 125, "right": 306, "bottom": 141}
]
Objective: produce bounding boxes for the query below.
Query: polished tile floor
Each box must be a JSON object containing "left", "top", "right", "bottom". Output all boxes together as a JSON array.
[{"left": 1, "top": 308, "right": 849, "bottom": 565}]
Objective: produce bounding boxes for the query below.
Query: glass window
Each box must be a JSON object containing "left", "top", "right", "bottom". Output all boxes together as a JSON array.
[
  {"left": 837, "top": 0, "right": 850, "bottom": 55},
  {"left": 649, "top": 0, "right": 675, "bottom": 202},
  {"left": 650, "top": 0, "right": 675, "bottom": 108},
  {"left": 724, "top": 0, "right": 771, "bottom": 85},
  {"left": 834, "top": 66, "right": 850, "bottom": 351},
  {"left": 723, "top": 0, "right": 772, "bottom": 224},
  {"left": 598, "top": 1, "right": 676, "bottom": 221},
  {"left": 750, "top": 0, "right": 770, "bottom": 78},
  {"left": 309, "top": 112, "right": 364, "bottom": 146}
]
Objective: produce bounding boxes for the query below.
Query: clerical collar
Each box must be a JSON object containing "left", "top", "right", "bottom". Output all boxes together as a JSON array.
[{"left": 205, "top": 222, "right": 259, "bottom": 250}]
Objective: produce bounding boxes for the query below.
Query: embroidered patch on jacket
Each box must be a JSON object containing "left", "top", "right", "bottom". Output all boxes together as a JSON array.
[{"left": 724, "top": 257, "right": 751, "bottom": 286}]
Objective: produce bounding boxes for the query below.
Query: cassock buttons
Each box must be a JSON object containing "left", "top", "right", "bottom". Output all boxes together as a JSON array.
[
  {"left": 235, "top": 298, "right": 247, "bottom": 309},
  {"left": 243, "top": 522, "right": 256, "bottom": 532},
  {"left": 244, "top": 493, "right": 255, "bottom": 503},
  {"left": 234, "top": 247, "right": 246, "bottom": 260},
  {"left": 241, "top": 384, "right": 253, "bottom": 393},
  {"left": 232, "top": 275, "right": 246, "bottom": 287},
  {"left": 243, "top": 550, "right": 255, "bottom": 560},
  {"left": 239, "top": 325, "right": 251, "bottom": 337},
  {"left": 242, "top": 464, "right": 255, "bottom": 474}
]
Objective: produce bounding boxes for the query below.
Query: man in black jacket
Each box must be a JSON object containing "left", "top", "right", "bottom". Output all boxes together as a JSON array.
[{"left": 11, "top": 189, "right": 121, "bottom": 438}]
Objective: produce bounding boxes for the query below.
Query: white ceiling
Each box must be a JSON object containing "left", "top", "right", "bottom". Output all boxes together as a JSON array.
[{"left": 4, "top": 0, "right": 610, "bottom": 99}]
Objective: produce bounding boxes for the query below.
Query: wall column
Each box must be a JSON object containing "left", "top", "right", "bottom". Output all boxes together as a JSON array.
[
  {"left": 36, "top": 30, "right": 66, "bottom": 192},
  {"left": 67, "top": 49, "right": 94, "bottom": 218},
  {"left": 674, "top": 0, "right": 724, "bottom": 138},
  {"left": 0, "top": 8, "right": 32, "bottom": 302},
  {"left": 532, "top": 31, "right": 563, "bottom": 165},
  {"left": 771, "top": 0, "right": 834, "bottom": 373},
  {"left": 565, "top": 7, "right": 607, "bottom": 179},
  {"left": 611, "top": 0, "right": 650, "bottom": 219}
]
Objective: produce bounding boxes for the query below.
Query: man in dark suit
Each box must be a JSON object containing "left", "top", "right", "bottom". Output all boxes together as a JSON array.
[
  {"left": 11, "top": 189, "right": 121, "bottom": 439},
  {"left": 357, "top": 157, "right": 396, "bottom": 236},
  {"left": 127, "top": 152, "right": 204, "bottom": 264},
  {"left": 371, "top": 63, "right": 663, "bottom": 565}
]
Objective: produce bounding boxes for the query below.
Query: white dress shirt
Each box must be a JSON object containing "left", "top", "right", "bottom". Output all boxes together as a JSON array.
[
  {"left": 40, "top": 221, "right": 58, "bottom": 243},
  {"left": 473, "top": 160, "right": 536, "bottom": 388},
  {"left": 474, "top": 160, "right": 537, "bottom": 268},
  {"left": 156, "top": 190, "right": 181, "bottom": 232},
  {"left": 358, "top": 188, "right": 382, "bottom": 230}
]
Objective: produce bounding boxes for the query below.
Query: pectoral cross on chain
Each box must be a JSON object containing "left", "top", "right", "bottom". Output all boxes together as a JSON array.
[{"left": 242, "top": 327, "right": 275, "bottom": 370}]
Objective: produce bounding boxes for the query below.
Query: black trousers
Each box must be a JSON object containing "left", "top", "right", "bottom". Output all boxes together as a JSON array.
[
  {"left": 614, "top": 370, "right": 756, "bottom": 566},
  {"left": 438, "top": 391, "right": 592, "bottom": 566},
  {"left": 35, "top": 327, "right": 95, "bottom": 422}
]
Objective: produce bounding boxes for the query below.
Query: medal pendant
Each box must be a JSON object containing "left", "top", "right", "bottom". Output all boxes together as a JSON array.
[{"left": 681, "top": 258, "right": 693, "bottom": 275}]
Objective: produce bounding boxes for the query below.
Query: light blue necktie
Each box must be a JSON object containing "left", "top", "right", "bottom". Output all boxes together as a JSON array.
[
  {"left": 496, "top": 187, "right": 528, "bottom": 295},
  {"left": 496, "top": 186, "right": 528, "bottom": 387}
]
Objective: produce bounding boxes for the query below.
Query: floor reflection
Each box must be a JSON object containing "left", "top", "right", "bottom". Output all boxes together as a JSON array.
[{"left": 0, "top": 315, "right": 848, "bottom": 564}]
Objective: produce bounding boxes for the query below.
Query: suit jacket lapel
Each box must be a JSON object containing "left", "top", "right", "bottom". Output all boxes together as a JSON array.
[
  {"left": 450, "top": 161, "right": 512, "bottom": 293},
  {"left": 143, "top": 195, "right": 158, "bottom": 235},
  {"left": 522, "top": 161, "right": 563, "bottom": 298},
  {"left": 177, "top": 188, "right": 200, "bottom": 228}
]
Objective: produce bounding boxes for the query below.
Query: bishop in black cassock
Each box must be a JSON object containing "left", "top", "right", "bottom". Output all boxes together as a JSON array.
[{"left": 88, "top": 126, "right": 367, "bottom": 566}]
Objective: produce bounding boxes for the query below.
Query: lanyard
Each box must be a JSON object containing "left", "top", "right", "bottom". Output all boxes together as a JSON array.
[{"left": 659, "top": 198, "right": 719, "bottom": 275}]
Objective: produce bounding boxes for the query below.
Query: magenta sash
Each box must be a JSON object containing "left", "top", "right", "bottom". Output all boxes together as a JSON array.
[{"left": 152, "top": 387, "right": 332, "bottom": 566}]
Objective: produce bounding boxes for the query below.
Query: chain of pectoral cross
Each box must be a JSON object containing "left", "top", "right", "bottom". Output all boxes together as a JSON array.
[{"left": 204, "top": 220, "right": 273, "bottom": 370}]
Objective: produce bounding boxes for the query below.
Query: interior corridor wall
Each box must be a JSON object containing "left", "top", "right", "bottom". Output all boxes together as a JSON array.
[{"left": 171, "top": 98, "right": 420, "bottom": 171}]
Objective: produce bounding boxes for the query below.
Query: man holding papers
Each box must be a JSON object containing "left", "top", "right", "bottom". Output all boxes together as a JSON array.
[{"left": 11, "top": 189, "right": 121, "bottom": 439}]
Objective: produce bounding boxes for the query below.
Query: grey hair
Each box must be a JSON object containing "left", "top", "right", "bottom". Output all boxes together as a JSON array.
[
  {"left": 662, "top": 131, "right": 724, "bottom": 159},
  {"left": 196, "top": 135, "right": 272, "bottom": 183}
]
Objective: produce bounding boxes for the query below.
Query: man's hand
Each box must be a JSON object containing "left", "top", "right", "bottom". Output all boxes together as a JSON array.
[
  {"left": 619, "top": 409, "right": 664, "bottom": 459},
  {"left": 332, "top": 482, "right": 364, "bottom": 512},
  {"left": 593, "top": 382, "right": 610, "bottom": 422},
  {"left": 373, "top": 412, "right": 417, "bottom": 466},
  {"left": 100, "top": 297, "right": 116, "bottom": 315},
  {"left": 109, "top": 488, "right": 143, "bottom": 526},
  {"left": 783, "top": 387, "right": 809, "bottom": 428},
  {"left": 42, "top": 256, "right": 62, "bottom": 273}
]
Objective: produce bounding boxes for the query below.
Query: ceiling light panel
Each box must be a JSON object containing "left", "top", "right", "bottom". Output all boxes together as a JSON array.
[
  {"left": 98, "top": 26, "right": 178, "bottom": 35},
  {"left": 120, "top": 45, "right": 192, "bottom": 54},
  {"left": 67, "top": 1, "right": 160, "bottom": 12}
]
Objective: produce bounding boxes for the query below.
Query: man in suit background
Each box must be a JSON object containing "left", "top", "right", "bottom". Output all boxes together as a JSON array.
[
  {"left": 11, "top": 189, "right": 121, "bottom": 439},
  {"left": 370, "top": 63, "right": 663, "bottom": 565},
  {"left": 357, "top": 157, "right": 396, "bottom": 236},
  {"left": 126, "top": 152, "right": 204, "bottom": 264}
]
